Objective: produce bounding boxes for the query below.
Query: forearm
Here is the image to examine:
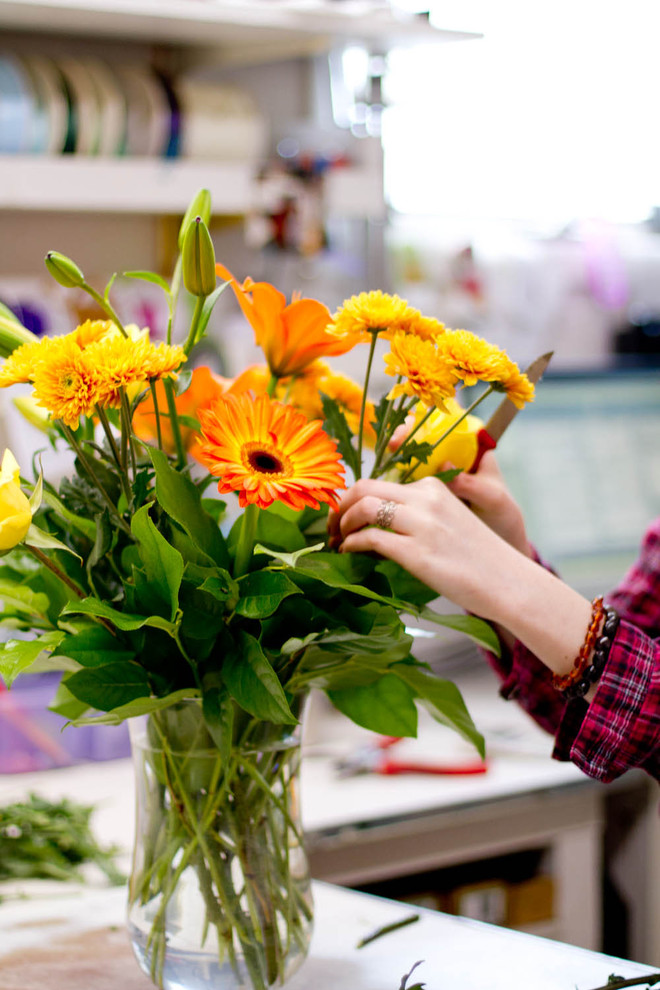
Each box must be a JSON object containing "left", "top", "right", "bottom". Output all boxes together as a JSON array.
[{"left": 476, "top": 544, "right": 596, "bottom": 698}]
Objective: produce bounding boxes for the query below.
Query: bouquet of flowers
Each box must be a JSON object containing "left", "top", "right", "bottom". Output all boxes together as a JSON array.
[{"left": 0, "top": 189, "right": 533, "bottom": 990}]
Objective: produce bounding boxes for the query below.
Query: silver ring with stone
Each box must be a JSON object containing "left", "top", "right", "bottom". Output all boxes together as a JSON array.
[{"left": 375, "top": 499, "right": 397, "bottom": 530}]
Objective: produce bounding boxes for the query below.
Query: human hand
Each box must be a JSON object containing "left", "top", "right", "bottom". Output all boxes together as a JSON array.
[
  {"left": 443, "top": 451, "right": 532, "bottom": 558},
  {"left": 328, "top": 475, "right": 527, "bottom": 622}
]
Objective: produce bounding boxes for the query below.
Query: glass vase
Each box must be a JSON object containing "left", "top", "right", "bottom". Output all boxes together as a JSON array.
[{"left": 127, "top": 700, "right": 313, "bottom": 990}]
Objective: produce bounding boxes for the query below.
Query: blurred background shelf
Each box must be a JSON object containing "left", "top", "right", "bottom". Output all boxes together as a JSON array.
[
  {"left": 0, "top": 155, "right": 383, "bottom": 217},
  {"left": 0, "top": 0, "right": 477, "bottom": 58}
]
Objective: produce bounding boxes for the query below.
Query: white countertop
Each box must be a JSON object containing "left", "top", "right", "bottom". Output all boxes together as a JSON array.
[{"left": 0, "top": 880, "right": 656, "bottom": 990}]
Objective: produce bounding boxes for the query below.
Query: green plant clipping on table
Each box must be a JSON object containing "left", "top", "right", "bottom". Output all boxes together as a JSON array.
[{"left": 0, "top": 793, "right": 125, "bottom": 887}]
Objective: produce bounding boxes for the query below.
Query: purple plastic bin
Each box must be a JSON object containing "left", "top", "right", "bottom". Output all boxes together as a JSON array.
[{"left": 0, "top": 675, "right": 130, "bottom": 773}]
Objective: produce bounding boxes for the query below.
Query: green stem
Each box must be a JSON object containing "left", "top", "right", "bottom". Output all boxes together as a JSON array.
[
  {"left": 168, "top": 256, "right": 183, "bottom": 346},
  {"left": 372, "top": 378, "right": 402, "bottom": 469},
  {"left": 120, "top": 389, "right": 138, "bottom": 486},
  {"left": 377, "top": 400, "right": 434, "bottom": 478},
  {"left": 163, "top": 378, "right": 186, "bottom": 470},
  {"left": 266, "top": 374, "right": 279, "bottom": 398},
  {"left": 149, "top": 381, "right": 164, "bottom": 450},
  {"left": 400, "top": 383, "right": 495, "bottom": 483},
  {"left": 61, "top": 423, "right": 131, "bottom": 535},
  {"left": 82, "top": 283, "right": 127, "bottom": 337},
  {"left": 95, "top": 404, "right": 131, "bottom": 505},
  {"left": 23, "top": 544, "right": 83, "bottom": 598},
  {"left": 233, "top": 503, "right": 258, "bottom": 577},
  {"left": 183, "top": 295, "right": 206, "bottom": 356},
  {"left": 356, "top": 329, "right": 380, "bottom": 479}
]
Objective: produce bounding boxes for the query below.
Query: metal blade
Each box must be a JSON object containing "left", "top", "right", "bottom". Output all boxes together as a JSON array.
[{"left": 484, "top": 351, "right": 553, "bottom": 443}]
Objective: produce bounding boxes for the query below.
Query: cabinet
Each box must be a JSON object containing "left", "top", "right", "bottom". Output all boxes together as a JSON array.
[{"left": 0, "top": 2, "right": 475, "bottom": 271}]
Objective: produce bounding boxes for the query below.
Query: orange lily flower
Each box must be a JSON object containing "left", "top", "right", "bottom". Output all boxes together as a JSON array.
[{"left": 216, "top": 263, "right": 357, "bottom": 378}]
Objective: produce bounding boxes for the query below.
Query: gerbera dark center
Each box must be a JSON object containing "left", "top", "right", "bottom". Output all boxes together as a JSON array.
[{"left": 250, "top": 451, "right": 283, "bottom": 474}]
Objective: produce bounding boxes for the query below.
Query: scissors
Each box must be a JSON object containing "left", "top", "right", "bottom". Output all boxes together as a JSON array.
[
  {"left": 470, "top": 351, "right": 554, "bottom": 474},
  {"left": 336, "top": 735, "right": 488, "bottom": 778}
]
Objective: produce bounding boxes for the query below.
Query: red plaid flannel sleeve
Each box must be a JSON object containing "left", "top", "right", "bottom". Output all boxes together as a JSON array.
[{"left": 483, "top": 520, "right": 660, "bottom": 783}]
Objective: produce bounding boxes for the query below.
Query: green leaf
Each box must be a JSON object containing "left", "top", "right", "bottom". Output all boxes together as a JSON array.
[
  {"left": 0, "top": 631, "right": 65, "bottom": 687},
  {"left": 228, "top": 511, "right": 306, "bottom": 558},
  {"left": 65, "top": 661, "right": 151, "bottom": 712},
  {"left": 131, "top": 503, "right": 184, "bottom": 621},
  {"left": 24, "top": 523, "right": 82, "bottom": 562},
  {"left": 41, "top": 491, "right": 96, "bottom": 540},
  {"left": 201, "top": 497, "right": 227, "bottom": 524},
  {"left": 121, "top": 270, "right": 172, "bottom": 294},
  {"left": 149, "top": 447, "right": 229, "bottom": 569},
  {"left": 235, "top": 570, "right": 301, "bottom": 619},
  {"left": 0, "top": 579, "right": 49, "bottom": 618},
  {"left": 48, "top": 679, "right": 90, "bottom": 720},
  {"left": 329, "top": 674, "right": 418, "bottom": 737},
  {"left": 201, "top": 677, "right": 234, "bottom": 753},
  {"left": 223, "top": 631, "right": 296, "bottom": 725},
  {"left": 195, "top": 282, "right": 229, "bottom": 343},
  {"left": 375, "top": 560, "right": 439, "bottom": 606},
  {"left": 418, "top": 607, "right": 501, "bottom": 655},
  {"left": 253, "top": 542, "right": 325, "bottom": 569},
  {"left": 387, "top": 441, "right": 435, "bottom": 469},
  {"left": 28, "top": 467, "right": 43, "bottom": 514},
  {"left": 86, "top": 511, "right": 114, "bottom": 590},
  {"left": 70, "top": 688, "right": 199, "bottom": 725},
  {"left": 392, "top": 663, "right": 485, "bottom": 757},
  {"left": 57, "top": 625, "right": 134, "bottom": 668},
  {"left": 62, "top": 597, "right": 176, "bottom": 635},
  {"left": 320, "top": 393, "right": 360, "bottom": 478}
]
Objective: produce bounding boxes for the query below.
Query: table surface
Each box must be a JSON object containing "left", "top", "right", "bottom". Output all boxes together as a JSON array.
[
  {"left": 0, "top": 879, "right": 656, "bottom": 990},
  {"left": 0, "top": 671, "right": 654, "bottom": 987}
]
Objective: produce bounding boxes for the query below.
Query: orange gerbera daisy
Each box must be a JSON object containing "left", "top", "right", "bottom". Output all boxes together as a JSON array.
[
  {"left": 32, "top": 337, "right": 101, "bottom": 429},
  {"left": 216, "top": 263, "right": 355, "bottom": 377},
  {"left": 384, "top": 332, "right": 457, "bottom": 409},
  {"left": 196, "top": 392, "right": 346, "bottom": 511}
]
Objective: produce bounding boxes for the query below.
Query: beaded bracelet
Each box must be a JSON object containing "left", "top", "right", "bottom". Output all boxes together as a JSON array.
[{"left": 552, "top": 597, "right": 621, "bottom": 700}]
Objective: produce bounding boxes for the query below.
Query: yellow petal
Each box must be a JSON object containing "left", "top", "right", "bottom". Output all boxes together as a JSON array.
[
  {"left": 0, "top": 448, "right": 21, "bottom": 486},
  {"left": 0, "top": 479, "right": 32, "bottom": 550}
]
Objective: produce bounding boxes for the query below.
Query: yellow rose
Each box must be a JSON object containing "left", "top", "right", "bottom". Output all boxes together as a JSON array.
[
  {"left": 400, "top": 397, "right": 483, "bottom": 477},
  {"left": 0, "top": 449, "right": 32, "bottom": 551}
]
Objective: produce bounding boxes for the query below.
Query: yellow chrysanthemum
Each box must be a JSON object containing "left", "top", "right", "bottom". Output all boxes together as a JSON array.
[
  {"left": 327, "top": 291, "right": 414, "bottom": 343},
  {"left": 435, "top": 329, "right": 513, "bottom": 387},
  {"left": 384, "top": 332, "right": 457, "bottom": 409},
  {"left": 195, "top": 392, "right": 345, "bottom": 511},
  {"left": 391, "top": 309, "right": 446, "bottom": 343},
  {"left": 70, "top": 319, "right": 113, "bottom": 349},
  {"left": 88, "top": 336, "right": 186, "bottom": 407},
  {"left": 497, "top": 366, "right": 535, "bottom": 409},
  {"left": 32, "top": 337, "right": 101, "bottom": 429},
  {"left": 0, "top": 338, "right": 52, "bottom": 387}
]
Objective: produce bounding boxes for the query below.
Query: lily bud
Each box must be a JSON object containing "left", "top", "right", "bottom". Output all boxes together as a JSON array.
[
  {"left": 13, "top": 396, "right": 51, "bottom": 433},
  {"left": 182, "top": 217, "right": 216, "bottom": 297},
  {"left": 178, "top": 188, "right": 212, "bottom": 251},
  {"left": 0, "top": 315, "right": 38, "bottom": 358},
  {"left": 45, "top": 251, "right": 85, "bottom": 288}
]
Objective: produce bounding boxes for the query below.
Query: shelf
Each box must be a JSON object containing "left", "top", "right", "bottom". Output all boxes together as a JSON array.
[
  {"left": 0, "top": 0, "right": 478, "bottom": 53},
  {"left": 0, "top": 155, "right": 384, "bottom": 217}
]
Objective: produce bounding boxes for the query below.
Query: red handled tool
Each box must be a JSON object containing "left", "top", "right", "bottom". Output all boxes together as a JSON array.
[
  {"left": 336, "top": 735, "right": 488, "bottom": 778},
  {"left": 469, "top": 351, "right": 554, "bottom": 474}
]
